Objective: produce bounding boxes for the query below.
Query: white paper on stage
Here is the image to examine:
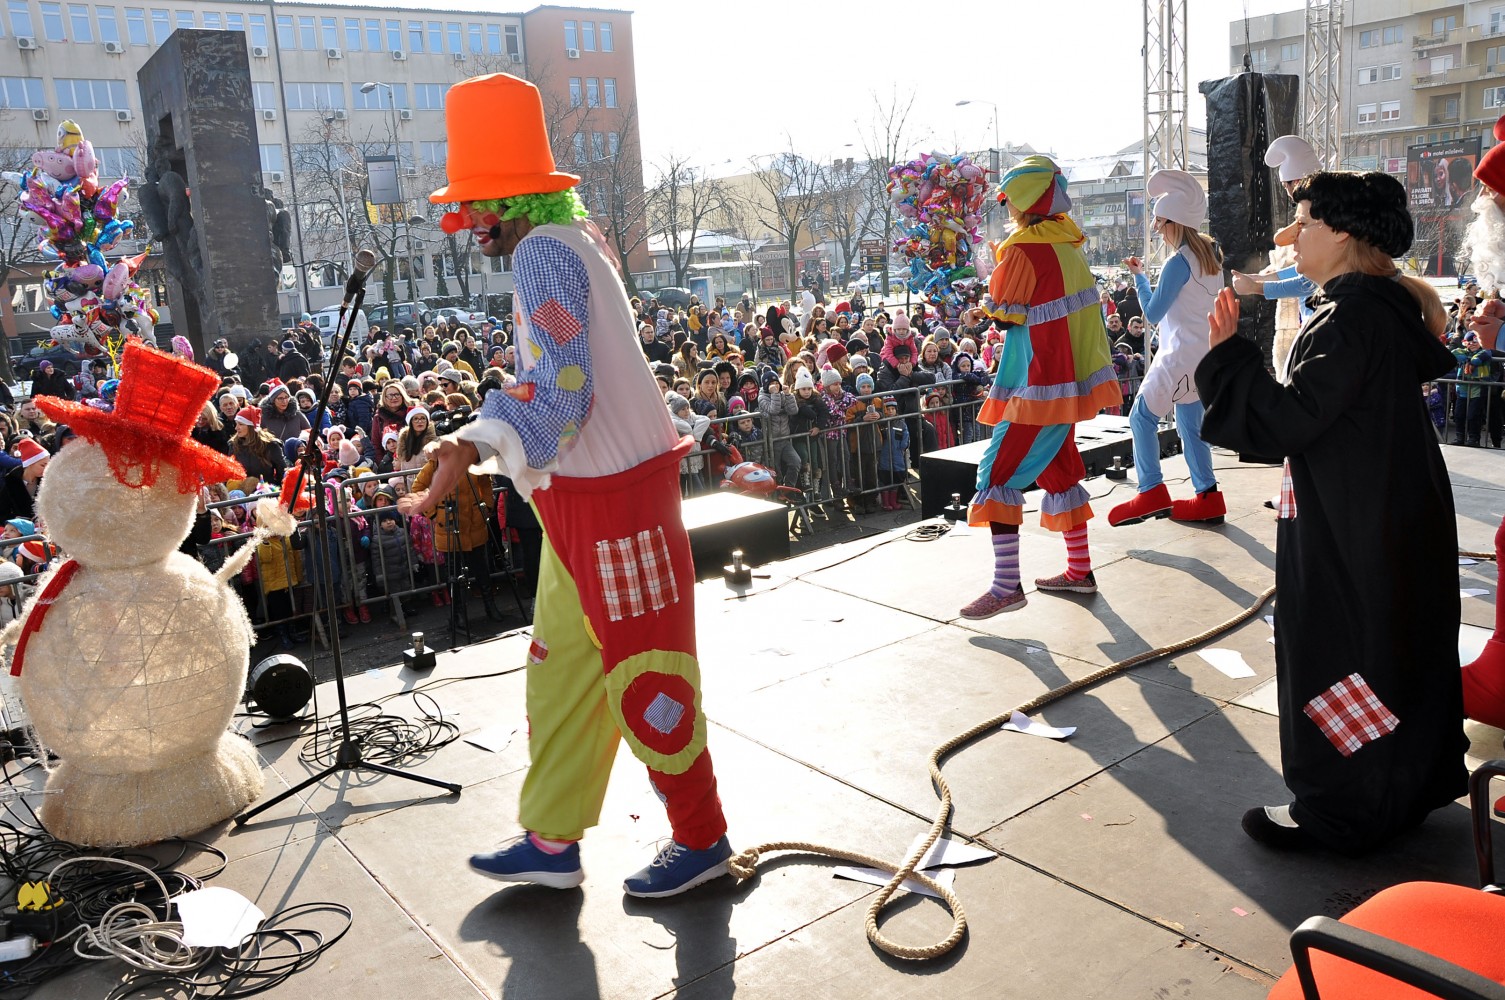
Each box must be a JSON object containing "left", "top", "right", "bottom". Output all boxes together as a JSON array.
[
  {"left": 463, "top": 724, "right": 517, "bottom": 754},
  {"left": 833, "top": 865, "right": 955, "bottom": 899},
  {"left": 1197, "top": 648, "right": 1257, "bottom": 678},
  {"left": 907, "top": 833, "right": 996, "bottom": 870},
  {"left": 1460, "top": 558, "right": 1479, "bottom": 566},
  {"left": 1001, "top": 710, "right": 1075, "bottom": 740},
  {"left": 174, "top": 887, "right": 265, "bottom": 948},
  {"left": 1461, "top": 588, "right": 1491, "bottom": 599}
]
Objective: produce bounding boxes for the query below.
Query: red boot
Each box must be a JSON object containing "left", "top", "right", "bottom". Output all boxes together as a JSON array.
[
  {"left": 1170, "top": 488, "right": 1226, "bottom": 525},
  {"left": 1108, "top": 483, "right": 1172, "bottom": 527}
]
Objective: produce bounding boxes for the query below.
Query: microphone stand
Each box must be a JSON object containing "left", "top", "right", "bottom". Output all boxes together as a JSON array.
[{"left": 236, "top": 277, "right": 462, "bottom": 826}]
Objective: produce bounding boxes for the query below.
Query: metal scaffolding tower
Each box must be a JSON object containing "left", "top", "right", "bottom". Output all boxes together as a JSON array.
[
  {"left": 1304, "top": 0, "right": 1343, "bottom": 168},
  {"left": 1143, "top": 0, "right": 1189, "bottom": 260}
]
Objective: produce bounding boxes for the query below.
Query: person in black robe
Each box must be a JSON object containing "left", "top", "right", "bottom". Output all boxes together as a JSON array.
[{"left": 1195, "top": 171, "right": 1466, "bottom": 856}]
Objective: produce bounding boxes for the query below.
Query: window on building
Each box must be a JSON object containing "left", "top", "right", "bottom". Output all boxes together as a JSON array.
[
  {"left": 1357, "top": 102, "right": 1378, "bottom": 123},
  {"left": 283, "top": 81, "right": 345, "bottom": 111},
  {"left": 586, "top": 77, "right": 598, "bottom": 107},
  {"left": 1382, "top": 63, "right": 1402, "bottom": 81},
  {"left": 274, "top": 13, "right": 293, "bottom": 48},
  {"left": 1485, "top": 86, "right": 1505, "bottom": 109},
  {"left": 365, "top": 18, "right": 381, "bottom": 51},
  {"left": 420, "top": 140, "right": 446, "bottom": 165},
  {"left": 1490, "top": 45, "right": 1505, "bottom": 72},
  {"left": 226, "top": 12, "right": 241, "bottom": 32},
  {"left": 1359, "top": 29, "right": 1378, "bottom": 47},
  {"left": 1379, "top": 100, "right": 1401, "bottom": 122},
  {"left": 603, "top": 78, "right": 616, "bottom": 108},
  {"left": 0, "top": 76, "right": 45, "bottom": 109},
  {"left": 446, "top": 21, "right": 460, "bottom": 52},
  {"left": 56, "top": 78, "right": 128, "bottom": 110},
  {"left": 427, "top": 20, "right": 441, "bottom": 51},
  {"left": 38, "top": 2, "right": 63, "bottom": 41},
  {"left": 572, "top": 133, "right": 586, "bottom": 165},
  {"left": 252, "top": 81, "right": 275, "bottom": 109},
  {"left": 1280, "top": 42, "right": 1299, "bottom": 62},
  {"left": 1383, "top": 25, "right": 1403, "bottom": 44},
  {"left": 174, "top": 9, "right": 193, "bottom": 31},
  {"left": 248, "top": 13, "right": 266, "bottom": 47},
  {"left": 467, "top": 22, "right": 480, "bottom": 52},
  {"left": 7, "top": 1, "right": 34, "bottom": 39},
  {"left": 564, "top": 19, "right": 576, "bottom": 49},
  {"left": 582, "top": 20, "right": 594, "bottom": 51},
  {"left": 1358, "top": 66, "right": 1378, "bottom": 85},
  {"left": 125, "top": 7, "right": 145, "bottom": 43},
  {"left": 600, "top": 20, "right": 612, "bottom": 51},
  {"left": 94, "top": 146, "right": 139, "bottom": 177},
  {"left": 486, "top": 23, "right": 500, "bottom": 53},
  {"left": 259, "top": 144, "right": 284, "bottom": 173},
  {"left": 343, "top": 17, "right": 359, "bottom": 49},
  {"left": 201, "top": 11, "right": 219, "bottom": 30},
  {"left": 1431, "top": 54, "right": 1455, "bottom": 75},
  {"left": 408, "top": 20, "right": 423, "bottom": 52},
  {"left": 97, "top": 6, "right": 119, "bottom": 44},
  {"left": 352, "top": 82, "right": 406, "bottom": 110},
  {"left": 608, "top": 131, "right": 619, "bottom": 156},
  {"left": 505, "top": 24, "right": 519, "bottom": 56},
  {"left": 386, "top": 19, "right": 400, "bottom": 51},
  {"left": 1433, "top": 15, "right": 1457, "bottom": 34},
  {"left": 568, "top": 77, "right": 581, "bottom": 107},
  {"left": 67, "top": 4, "right": 90, "bottom": 41},
  {"left": 591, "top": 131, "right": 604, "bottom": 160},
  {"left": 294, "top": 15, "right": 314, "bottom": 49},
  {"left": 319, "top": 16, "right": 335, "bottom": 49},
  {"left": 414, "top": 83, "right": 447, "bottom": 110},
  {"left": 1248, "top": 47, "right": 1267, "bottom": 65}
]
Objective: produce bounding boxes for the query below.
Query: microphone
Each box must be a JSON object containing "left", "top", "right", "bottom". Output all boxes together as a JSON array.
[{"left": 341, "top": 249, "right": 378, "bottom": 310}]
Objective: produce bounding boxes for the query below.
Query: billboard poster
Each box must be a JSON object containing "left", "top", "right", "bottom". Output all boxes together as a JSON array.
[
  {"left": 1405, "top": 137, "right": 1481, "bottom": 277},
  {"left": 1126, "top": 190, "right": 1145, "bottom": 241}
]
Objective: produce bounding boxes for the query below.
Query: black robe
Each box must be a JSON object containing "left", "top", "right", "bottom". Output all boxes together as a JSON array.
[{"left": 1195, "top": 272, "right": 1467, "bottom": 854}]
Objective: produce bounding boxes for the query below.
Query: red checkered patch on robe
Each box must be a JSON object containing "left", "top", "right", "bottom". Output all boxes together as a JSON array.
[
  {"left": 1302, "top": 672, "right": 1399, "bottom": 757},
  {"left": 530, "top": 298, "right": 583, "bottom": 346},
  {"left": 1277, "top": 458, "right": 1297, "bottom": 520},
  {"left": 594, "top": 527, "right": 680, "bottom": 623}
]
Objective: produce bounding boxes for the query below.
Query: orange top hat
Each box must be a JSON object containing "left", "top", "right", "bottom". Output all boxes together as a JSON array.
[
  {"left": 429, "top": 73, "right": 580, "bottom": 204},
  {"left": 34, "top": 338, "right": 245, "bottom": 492}
]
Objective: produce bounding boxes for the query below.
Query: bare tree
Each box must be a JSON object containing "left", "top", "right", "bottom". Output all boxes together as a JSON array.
[
  {"left": 645, "top": 153, "right": 728, "bottom": 287},
  {"left": 813, "top": 157, "right": 884, "bottom": 287},
  {"left": 0, "top": 141, "right": 49, "bottom": 379},
  {"left": 858, "top": 88, "right": 926, "bottom": 296},
  {"left": 741, "top": 136, "right": 826, "bottom": 298},
  {"left": 591, "top": 101, "right": 649, "bottom": 297}
]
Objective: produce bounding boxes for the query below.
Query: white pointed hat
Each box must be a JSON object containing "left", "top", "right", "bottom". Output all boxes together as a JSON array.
[
  {"left": 1147, "top": 169, "right": 1206, "bottom": 229},
  {"left": 1264, "top": 135, "right": 1322, "bottom": 183}
]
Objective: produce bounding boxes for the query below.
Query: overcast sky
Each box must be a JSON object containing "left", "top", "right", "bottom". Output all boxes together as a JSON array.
[{"left": 626, "top": 0, "right": 1297, "bottom": 172}]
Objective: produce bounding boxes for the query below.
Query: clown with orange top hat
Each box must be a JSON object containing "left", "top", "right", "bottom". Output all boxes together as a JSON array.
[{"left": 404, "top": 73, "right": 731, "bottom": 898}]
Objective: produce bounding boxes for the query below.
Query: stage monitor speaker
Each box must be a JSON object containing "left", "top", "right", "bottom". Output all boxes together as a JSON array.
[
  {"left": 1200, "top": 71, "right": 1300, "bottom": 369},
  {"left": 248, "top": 654, "right": 314, "bottom": 721}
]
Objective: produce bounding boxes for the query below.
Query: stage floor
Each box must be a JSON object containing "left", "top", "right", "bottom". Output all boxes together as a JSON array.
[{"left": 29, "top": 445, "right": 1505, "bottom": 1000}]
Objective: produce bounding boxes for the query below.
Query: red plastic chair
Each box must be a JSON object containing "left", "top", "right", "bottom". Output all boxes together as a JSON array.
[{"left": 1267, "top": 761, "right": 1505, "bottom": 1000}]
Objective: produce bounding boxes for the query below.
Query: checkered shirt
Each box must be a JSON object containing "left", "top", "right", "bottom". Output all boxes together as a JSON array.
[{"left": 1302, "top": 672, "right": 1399, "bottom": 757}]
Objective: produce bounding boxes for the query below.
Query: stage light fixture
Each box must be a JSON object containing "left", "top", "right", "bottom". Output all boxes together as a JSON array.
[{"left": 247, "top": 654, "right": 314, "bottom": 721}]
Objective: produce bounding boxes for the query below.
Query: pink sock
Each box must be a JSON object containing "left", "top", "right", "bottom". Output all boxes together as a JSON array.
[
  {"left": 529, "top": 832, "right": 576, "bottom": 854},
  {"left": 1063, "top": 524, "right": 1091, "bottom": 581}
]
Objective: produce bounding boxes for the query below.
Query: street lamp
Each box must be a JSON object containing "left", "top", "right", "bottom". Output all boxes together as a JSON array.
[
  {"left": 957, "top": 99, "right": 1002, "bottom": 240},
  {"left": 361, "top": 81, "right": 418, "bottom": 304}
]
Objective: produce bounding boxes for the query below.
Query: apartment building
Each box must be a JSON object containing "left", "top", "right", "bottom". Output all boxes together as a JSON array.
[{"left": 0, "top": 0, "right": 640, "bottom": 333}]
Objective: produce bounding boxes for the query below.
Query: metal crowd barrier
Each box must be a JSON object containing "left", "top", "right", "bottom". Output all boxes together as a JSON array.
[{"left": 1433, "top": 376, "right": 1504, "bottom": 449}]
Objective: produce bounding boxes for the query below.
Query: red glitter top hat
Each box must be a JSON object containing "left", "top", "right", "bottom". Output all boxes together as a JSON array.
[{"left": 34, "top": 338, "right": 245, "bottom": 492}]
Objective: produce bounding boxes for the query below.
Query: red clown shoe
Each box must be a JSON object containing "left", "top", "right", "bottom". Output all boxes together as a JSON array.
[
  {"left": 1108, "top": 483, "right": 1172, "bottom": 527},
  {"left": 1170, "top": 488, "right": 1226, "bottom": 525}
]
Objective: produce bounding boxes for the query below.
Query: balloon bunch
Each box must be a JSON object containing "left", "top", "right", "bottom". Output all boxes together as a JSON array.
[
  {"left": 887, "top": 152, "right": 988, "bottom": 310},
  {"left": 1, "top": 121, "right": 157, "bottom": 363}
]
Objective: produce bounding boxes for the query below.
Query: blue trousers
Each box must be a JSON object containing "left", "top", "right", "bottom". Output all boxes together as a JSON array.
[{"left": 1129, "top": 393, "right": 1216, "bottom": 494}]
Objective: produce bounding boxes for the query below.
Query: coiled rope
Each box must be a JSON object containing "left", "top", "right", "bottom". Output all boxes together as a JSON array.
[{"left": 727, "top": 583, "right": 1279, "bottom": 961}]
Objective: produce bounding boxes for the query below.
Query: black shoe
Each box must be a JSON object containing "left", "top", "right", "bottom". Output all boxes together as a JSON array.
[{"left": 1241, "top": 806, "right": 1318, "bottom": 851}]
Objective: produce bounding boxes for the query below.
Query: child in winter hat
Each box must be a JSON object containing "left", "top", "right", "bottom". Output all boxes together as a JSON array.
[{"left": 880, "top": 312, "right": 916, "bottom": 368}]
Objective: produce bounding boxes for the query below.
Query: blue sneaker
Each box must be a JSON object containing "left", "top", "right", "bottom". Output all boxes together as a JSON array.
[
  {"left": 469, "top": 834, "right": 584, "bottom": 889},
  {"left": 622, "top": 836, "right": 733, "bottom": 898}
]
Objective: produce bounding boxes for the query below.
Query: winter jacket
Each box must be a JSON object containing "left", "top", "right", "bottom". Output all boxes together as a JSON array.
[
  {"left": 254, "top": 533, "right": 304, "bottom": 593},
  {"left": 756, "top": 387, "right": 797, "bottom": 444},
  {"left": 368, "top": 509, "right": 413, "bottom": 592},
  {"left": 875, "top": 361, "right": 936, "bottom": 416},
  {"left": 821, "top": 388, "right": 857, "bottom": 441},
  {"left": 260, "top": 400, "right": 310, "bottom": 445},
  {"left": 727, "top": 423, "right": 765, "bottom": 465},
  {"left": 343, "top": 393, "right": 375, "bottom": 441},
  {"left": 787, "top": 392, "right": 827, "bottom": 437},
  {"left": 410, "top": 459, "right": 493, "bottom": 553},
  {"left": 878, "top": 419, "right": 911, "bottom": 473},
  {"left": 276, "top": 351, "right": 310, "bottom": 383}
]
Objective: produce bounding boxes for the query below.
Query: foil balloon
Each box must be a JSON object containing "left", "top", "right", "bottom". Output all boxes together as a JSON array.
[{"left": 887, "top": 151, "right": 988, "bottom": 311}]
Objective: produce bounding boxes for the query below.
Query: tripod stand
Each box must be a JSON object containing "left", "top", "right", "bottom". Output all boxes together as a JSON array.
[
  {"left": 237, "top": 263, "right": 462, "bottom": 826},
  {"left": 440, "top": 495, "right": 471, "bottom": 648}
]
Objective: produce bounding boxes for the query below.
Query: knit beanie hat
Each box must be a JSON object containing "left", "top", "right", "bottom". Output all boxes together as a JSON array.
[
  {"left": 793, "top": 368, "right": 815, "bottom": 391},
  {"left": 824, "top": 341, "right": 848, "bottom": 365},
  {"left": 338, "top": 439, "right": 360, "bottom": 466},
  {"left": 664, "top": 391, "right": 690, "bottom": 414},
  {"left": 282, "top": 438, "right": 301, "bottom": 466},
  {"left": 820, "top": 366, "right": 842, "bottom": 387},
  {"left": 850, "top": 354, "right": 871, "bottom": 371},
  {"left": 855, "top": 372, "right": 875, "bottom": 393},
  {"left": 891, "top": 312, "right": 911, "bottom": 337},
  {"left": 727, "top": 396, "right": 747, "bottom": 414}
]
